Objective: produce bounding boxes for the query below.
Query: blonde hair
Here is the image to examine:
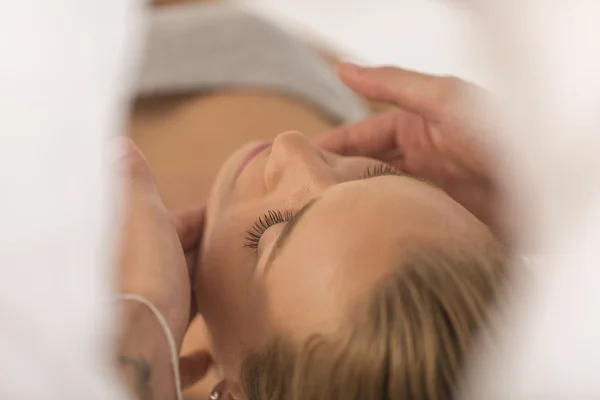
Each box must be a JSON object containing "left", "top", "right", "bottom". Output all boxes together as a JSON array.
[{"left": 241, "top": 241, "right": 508, "bottom": 400}]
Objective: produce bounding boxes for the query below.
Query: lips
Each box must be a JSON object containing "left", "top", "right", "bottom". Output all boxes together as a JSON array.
[{"left": 234, "top": 141, "right": 272, "bottom": 181}]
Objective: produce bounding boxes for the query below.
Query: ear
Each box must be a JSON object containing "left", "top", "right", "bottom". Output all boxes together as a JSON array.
[{"left": 227, "top": 381, "right": 248, "bottom": 400}]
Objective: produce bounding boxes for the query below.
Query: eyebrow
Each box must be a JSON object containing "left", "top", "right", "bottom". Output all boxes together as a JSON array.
[
  {"left": 263, "top": 198, "right": 319, "bottom": 273},
  {"left": 262, "top": 173, "right": 438, "bottom": 272}
]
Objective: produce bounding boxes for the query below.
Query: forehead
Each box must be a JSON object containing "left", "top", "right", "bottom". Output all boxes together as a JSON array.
[{"left": 265, "top": 176, "right": 472, "bottom": 337}]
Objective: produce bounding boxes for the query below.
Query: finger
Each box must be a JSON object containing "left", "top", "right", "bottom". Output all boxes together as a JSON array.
[
  {"left": 173, "top": 205, "right": 206, "bottom": 252},
  {"left": 113, "top": 138, "right": 163, "bottom": 216},
  {"left": 338, "top": 62, "right": 455, "bottom": 119},
  {"left": 175, "top": 207, "right": 205, "bottom": 286},
  {"left": 185, "top": 252, "right": 199, "bottom": 312},
  {"left": 185, "top": 250, "right": 199, "bottom": 274},
  {"left": 113, "top": 137, "right": 159, "bottom": 192},
  {"left": 188, "top": 286, "right": 198, "bottom": 326},
  {"left": 179, "top": 350, "right": 212, "bottom": 390},
  {"left": 314, "top": 111, "right": 398, "bottom": 157}
]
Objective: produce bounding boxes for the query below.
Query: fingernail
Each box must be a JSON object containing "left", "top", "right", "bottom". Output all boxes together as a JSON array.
[{"left": 111, "top": 137, "right": 133, "bottom": 164}]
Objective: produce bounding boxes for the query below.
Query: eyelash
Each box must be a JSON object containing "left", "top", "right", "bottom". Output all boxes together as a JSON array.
[
  {"left": 243, "top": 164, "right": 401, "bottom": 251},
  {"left": 362, "top": 164, "right": 401, "bottom": 179},
  {"left": 244, "top": 209, "right": 294, "bottom": 251}
]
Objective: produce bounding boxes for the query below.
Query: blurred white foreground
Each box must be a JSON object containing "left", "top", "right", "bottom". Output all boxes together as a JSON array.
[
  {"left": 0, "top": 0, "right": 599, "bottom": 398},
  {"left": 462, "top": 0, "right": 600, "bottom": 398}
]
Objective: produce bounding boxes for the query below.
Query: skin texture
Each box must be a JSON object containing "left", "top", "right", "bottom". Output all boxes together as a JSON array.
[
  {"left": 196, "top": 131, "right": 494, "bottom": 399},
  {"left": 128, "top": 67, "right": 500, "bottom": 400},
  {"left": 131, "top": 6, "right": 499, "bottom": 397},
  {"left": 129, "top": 92, "right": 335, "bottom": 399},
  {"left": 116, "top": 138, "right": 207, "bottom": 400},
  {"left": 130, "top": 6, "right": 342, "bottom": 394},
  {"left": 316, "top": 63, "right": 501, "bottom": 239}
]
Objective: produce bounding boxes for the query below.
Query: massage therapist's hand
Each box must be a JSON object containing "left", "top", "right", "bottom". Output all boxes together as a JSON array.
[
  {"left": 317, "top": 63, "right": 500, "bottom": 235},
  {"left": 115, "top": 138, "right": 210, "bottom": 398},
  {"left": 117, "top": 137, "right": 205, "bottom": 345}
]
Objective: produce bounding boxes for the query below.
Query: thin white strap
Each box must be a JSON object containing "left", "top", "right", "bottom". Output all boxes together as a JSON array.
[{"left": 118, "top": 294, "right": 182, "bottom": 400}]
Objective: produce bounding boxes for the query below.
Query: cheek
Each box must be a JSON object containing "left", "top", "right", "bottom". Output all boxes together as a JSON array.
[
  {"left": 196, "top": 219, "right": 267, "bottom": 354},
  {"left": 197, "top": 221, "right": 252, "bottom": 312}
]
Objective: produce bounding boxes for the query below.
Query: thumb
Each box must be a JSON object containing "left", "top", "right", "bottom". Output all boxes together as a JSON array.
[
  {"left": 314, "top": 111, "right": 399, "bottom": 157},
  {"left": 172, "top": 206, "right": 206, "bottom": 286},
  {"left": 179, "top": 350, "right": 212, "bottom": 390},
  {"left": 338, "top": 62, "right": 456, "bottom": 119}
]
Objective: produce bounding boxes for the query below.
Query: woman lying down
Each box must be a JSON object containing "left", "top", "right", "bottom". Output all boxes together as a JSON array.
[{"left": 131, "top": 3, "right": 509, "bottom": 400}]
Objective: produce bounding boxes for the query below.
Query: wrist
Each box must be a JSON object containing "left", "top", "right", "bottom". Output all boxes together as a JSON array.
[
  {"left": 117, "top": 300, "right": 178, "bottom": 400},
  {"left": 120, "top": 287, "right": 189, "bottom": 348}
]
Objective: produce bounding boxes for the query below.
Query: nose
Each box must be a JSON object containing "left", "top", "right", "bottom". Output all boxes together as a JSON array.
[{"left": 264, "top": 131, "right": 335, "bottom": 194}]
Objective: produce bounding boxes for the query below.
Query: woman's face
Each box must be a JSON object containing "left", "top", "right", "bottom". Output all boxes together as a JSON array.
[{"left": 196, "top": 131, "right": 486, "bottom": 390}]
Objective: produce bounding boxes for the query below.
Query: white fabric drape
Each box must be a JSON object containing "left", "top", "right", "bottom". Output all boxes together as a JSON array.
[
  {"left": 1, "top": 0, "right": 600, "bottom": 398},
  {"left": 463, "top": 1, "right": 600, "bottom": 397},
  {"left": 0, "top": 1, "right": 144, "bottom": 398}
]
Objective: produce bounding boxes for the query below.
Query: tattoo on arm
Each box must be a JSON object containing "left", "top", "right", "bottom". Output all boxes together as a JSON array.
[{"left": 119, "top": 356, "right": 153, "bottom": 400}]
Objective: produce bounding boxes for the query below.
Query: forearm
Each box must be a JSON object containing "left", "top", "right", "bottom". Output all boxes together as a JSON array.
[{"left": 117, "top": 302, "right": 178, "bottom": 400}]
